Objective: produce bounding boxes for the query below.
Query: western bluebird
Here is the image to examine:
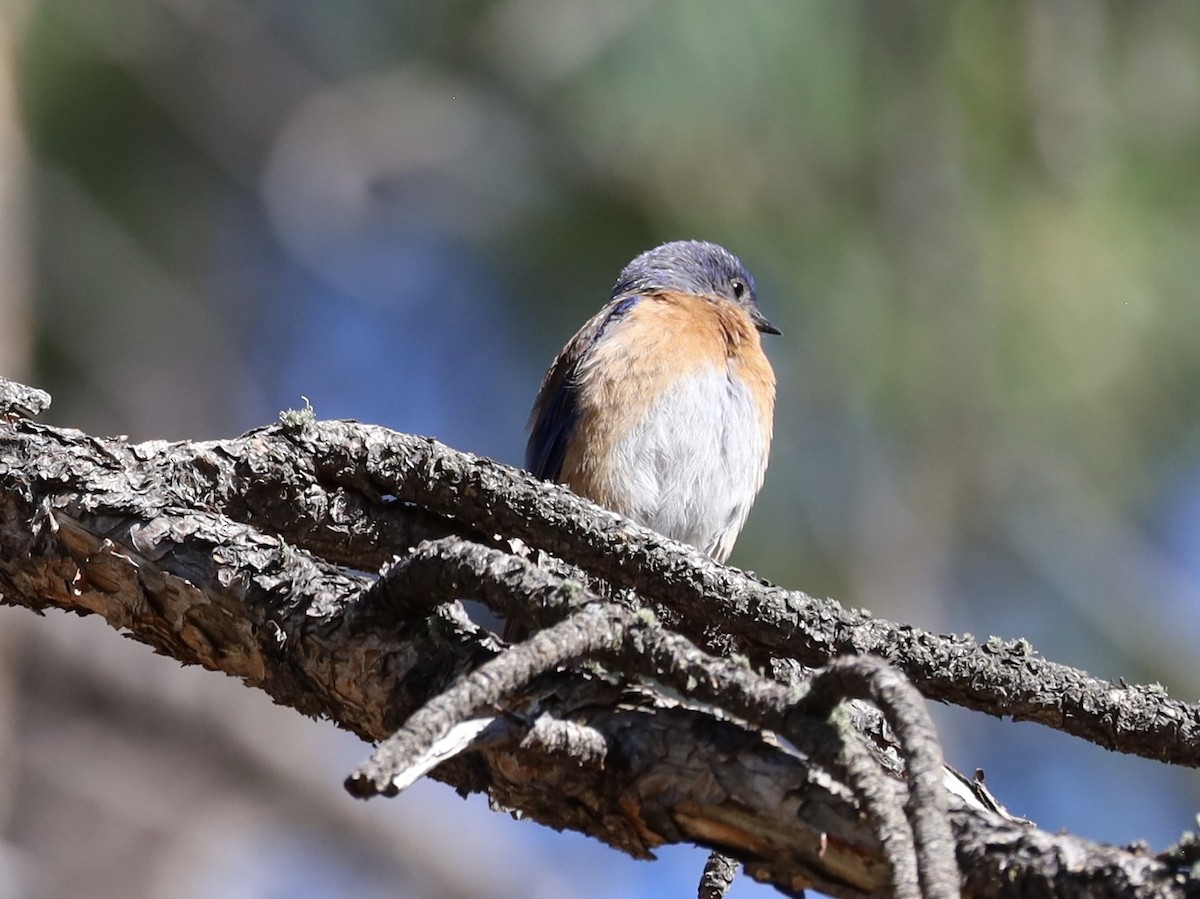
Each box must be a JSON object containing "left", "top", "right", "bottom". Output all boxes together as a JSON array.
[{"left": 526, "top": 238, "right": 778, "bottom": 569}]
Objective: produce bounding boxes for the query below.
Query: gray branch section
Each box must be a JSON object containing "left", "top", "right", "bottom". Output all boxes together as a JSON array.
[{"left": 0, "top": 399, "right": 1191, "bottom": 898}]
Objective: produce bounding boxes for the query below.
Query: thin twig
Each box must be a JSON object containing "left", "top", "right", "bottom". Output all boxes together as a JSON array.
[
  {"left": 346, "top": 602, "right": 627, "bottom": 797},
  {"left": 698, "top": 851, "right": 739, "bottom": 899},
  {"left": 795, "top": 656, "right": 960, "bottom": 899}
]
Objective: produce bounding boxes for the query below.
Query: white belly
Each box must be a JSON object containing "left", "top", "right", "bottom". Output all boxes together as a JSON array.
[{"left": 604, "top": 364, "right": 768, "bottom": 561}]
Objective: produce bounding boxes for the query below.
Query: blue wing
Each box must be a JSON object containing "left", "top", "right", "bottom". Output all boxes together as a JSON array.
[
  {"left": 526, "top": 295, "right": 642, "bottom": 481},
  {"left": 525, "top": 371, "right": 578, "bottom": 480}
]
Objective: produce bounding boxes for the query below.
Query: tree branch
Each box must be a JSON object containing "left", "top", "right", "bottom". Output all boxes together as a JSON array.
[
  {"left": 0, "top": 383, "right": 1194, "bottom": 898},
  {"left": 6, "top": 410, "right": 1187, "bottom": 767}
]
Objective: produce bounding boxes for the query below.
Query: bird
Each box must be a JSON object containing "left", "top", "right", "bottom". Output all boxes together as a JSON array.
[{"left": 524, "top": 238, "right": 778, "bottom": 579}]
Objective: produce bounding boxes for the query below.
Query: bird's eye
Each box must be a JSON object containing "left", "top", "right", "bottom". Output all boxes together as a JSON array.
[{"left": 730, "top": 279, "right": 745, "bottom": 299}]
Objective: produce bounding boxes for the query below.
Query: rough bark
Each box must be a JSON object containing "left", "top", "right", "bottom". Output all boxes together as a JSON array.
[{"left": 0, "top": 386, "right": 1195, "bottom": 898}]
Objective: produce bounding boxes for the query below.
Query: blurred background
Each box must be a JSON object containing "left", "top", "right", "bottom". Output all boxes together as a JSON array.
[{"left": 0, "top": 0, "right": 1198, "bottom": 896}]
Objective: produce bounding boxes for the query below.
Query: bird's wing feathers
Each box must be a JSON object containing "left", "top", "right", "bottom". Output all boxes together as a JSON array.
[{"left": 526, "top": 295, "right": 642, "bottom": 480}]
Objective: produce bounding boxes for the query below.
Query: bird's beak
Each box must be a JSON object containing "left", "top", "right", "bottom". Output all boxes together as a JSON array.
[{"left": 751, "top": 308, "right": 782, "bottom": 335}]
